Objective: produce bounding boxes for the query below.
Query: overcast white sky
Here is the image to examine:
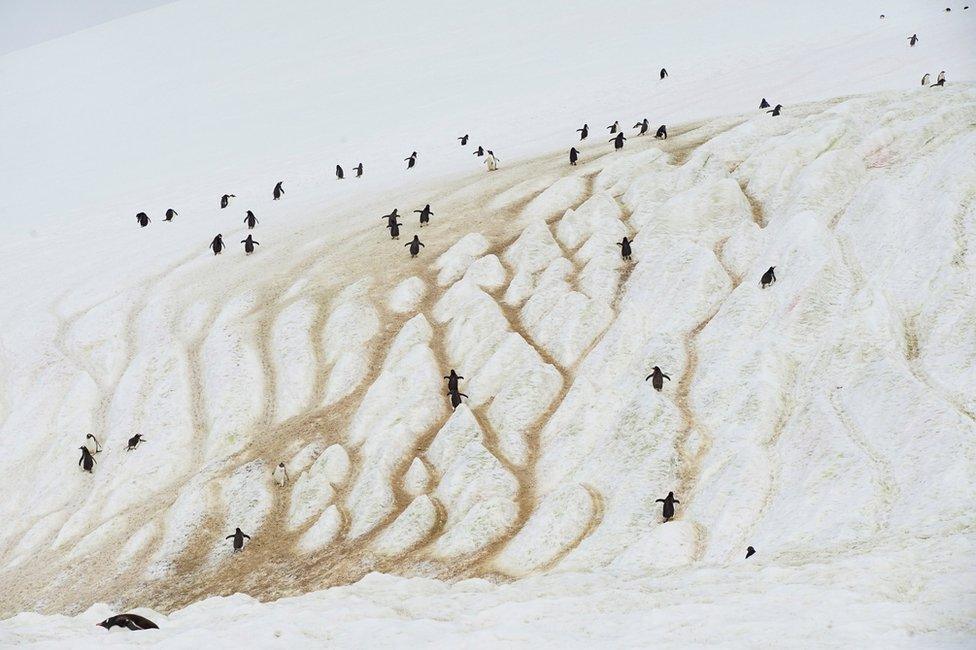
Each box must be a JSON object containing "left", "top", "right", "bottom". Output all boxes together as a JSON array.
[{"left": 0, "top": 0, "right": 173, "bottom": 55}]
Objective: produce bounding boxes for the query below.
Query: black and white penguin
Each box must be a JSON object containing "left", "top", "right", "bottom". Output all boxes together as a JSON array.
[
  {"left": 655, "top": 491, "right": 679, "bottom": 522},
  {"left": 336, "top": 165, "right": 344, "bottom": 180},
  {"left": 908, "top": 34, "right": 919, "bottom": 47},
  {"left": 746, "top": 546, "right": 756, "bottom": 558},
  {"left": 244, "top": 210, "right": 258, "bottom": 229},
  {"left": 164, "top": 209, "right": 178, "bottom": 222},
  {"left": 485, "top": 150, "right": 499, "bottom": 171},
  {"left": 921, "top": 72, "right": 931, "bottom": 86},
  {"left": 414, "top": 204, "right": 433, "bottom": 226},
  {"left": 241, "top": 234, "right": 259, "bottom": 255},
  {"left": 645, "top": 366, "right": 671, "bottom": 391},
  {"left": 136, "top": 212, "right": 150, "bottom": 228},
  {"left": 447, "top": 389, "right": 468, "bottom": 410},
  {"left": 577, "top": 124, "right": 589, "bottom": 141},
  {"left": 760, "top": 98, "right": 770, "bottom": 109},
  {"left": 474, "top": 145, "right": 485, "bottom": 157},
  {"left": 405, "top": 152, "right": 418, "bottom": 169},
  {"left": 660, "top": 67, "right": 668, "bottom": 80},
  {"left": 610, "top": 132, "right": 627, "bottom": 150},
  {"left": 387, "top": 219, "right": 401, "bottom": 240},
  {"left": 354, "top": 162, "right": 364, "bottom": 178},
  {"left": 126, "top": 434, "right": 145, "bottom": 451},
  {"left": 607, "top": 120, "right": 619, "bottom": 134},
  {"left": 210, "top": 234, "right": 225, "bottom": 255},
  {"left": 273, "top": 181, "right": 284, "bottom": 200},
  {"left": 405, "top": 234, "right": 425, "bottom": 257},
  {"left": 85, "top": 433, "right": 102, "bottom": 455},
  {"left": 226, "top": 527, "right": 251, "bottom": 552},
  {"left": 79, "top": 446, "right": 96, "bottom": 473},
  {"left": 760, "top": 266, "right": 777, "bottom": 288},
  {"left": 616, "top": 236, "right": 634, "bottom": 260},
  {"left": 932, "top": 70, "right": 946, "bottom": 87},
  {"left": 767, "top": 104, "right": 782, "bottom": 116},
  {"left": 655, "top": 124, "right": 667, "bottom": 139},
  {"left": 569, "top": 147, "right": 580, "bottom": 165},
  {"left": 273, "top": 462, "right": 288, "bottom": 487},
  {"left": 220, "top": 194, "right": 235, "bottom": 209},
  {"left": 458, "top": 134, "right": 469, "bottom": 145},
  {"left": 97, "top": 614, "right": 159, "bottom": 631},
  {"left": 443, "top": 369, "right": 464, "bottom": 392},
  {"left": 381, "top": 208, "right": 401, "bottom": 227}
]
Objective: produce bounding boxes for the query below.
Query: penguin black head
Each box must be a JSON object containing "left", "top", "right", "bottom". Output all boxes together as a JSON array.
[{"left": 278, "top": 462, "right": 285, "bottom": 468}]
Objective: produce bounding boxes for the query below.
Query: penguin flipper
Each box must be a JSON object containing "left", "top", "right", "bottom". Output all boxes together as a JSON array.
[{"left": 655, "top": 499, "right": 665, "bottom": 503}]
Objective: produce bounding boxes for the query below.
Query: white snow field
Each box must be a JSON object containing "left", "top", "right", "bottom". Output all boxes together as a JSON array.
[{"left": 1, "top": 0, "right": 975, "bottom": 648}]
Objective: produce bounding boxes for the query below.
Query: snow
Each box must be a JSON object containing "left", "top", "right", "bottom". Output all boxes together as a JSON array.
[{"left": 1, "top": 0, "right": 975, "bottom": 646}]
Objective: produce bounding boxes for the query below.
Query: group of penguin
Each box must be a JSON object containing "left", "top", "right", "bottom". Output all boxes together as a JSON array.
[{"left": 77, "top": 433, "right": 145, "bottom": 472}]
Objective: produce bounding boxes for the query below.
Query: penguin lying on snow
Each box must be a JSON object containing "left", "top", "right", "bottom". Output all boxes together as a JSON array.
[
  {"left": 97, "top": 613, "right": 159, "bottom": 631},
  {"left": 656, "top": 491, "right": 679, "bottom": 522}
]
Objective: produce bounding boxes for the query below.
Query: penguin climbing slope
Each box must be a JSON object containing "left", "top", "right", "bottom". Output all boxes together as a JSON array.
[
  {"left": 85, "top": 434, "right": 102, "bottom": 455},
  {"left": 767, "top": 104, "right": 782, "bottom": 116},
  {"left": 655, "top": 491, "right": 679, "bottom": 522},
  {"left": 447, "top": 388, "right": 468, "bottom": 410},
  {"left": 634, "top": 119, "right": 649, "bottom": 135},
  {"left": 746, "top": 546, "right": 756, "bottom": 558},
  {"left": 336, "top": 165, "right": 344, "bottom": 180},
  {"left": 645, "top": 366, "right": 671, "bottom": 391},
  {"left": 405, "top": 152, "right": 418, "bottom": 169},
  {"left": 226, "top": 527, "right": 251, "bottom": 552},
  {"left": 577, "top": 124, "right": 589, "bottom": 140},
  {"left": 610, "top": 132, "right": 626, "bottom": 150},
  {"left": 79, "top": 446, "right": 96, "bottom": 473},
  {"left": 244, "top": 210, "right": 258, "bottom": 229},
  {"left": 443, "top": 369, "right": 464, "bottom": 392},
  {"left": 660, "top": 67, "right": 668, "bottom": 79},
  {"left": 655, "top": 124, "right": 667, "bottom": 139},
  {"left": 241, "top": 234, "right": 260, "bottom": 255},
  {"left": 760, "top": 266, "right": 777, "bottom": 288},
  {"left": 458, "top": 134, "right": 469, "bottom": 145},
  {"left": 405, "top": 234, "right": 425, "bottom": 257},
  {"left": 616, "top": 236, "right": 634, "bottom": 260},
  {"left": 387, "top": 219, "right": 402, "bottom": 240},
  {"left": 273, "top": 181, "right": 284, "bottom": 200},
  {"left": 759, "top": 98, "right": 770, "bottom": 109},
  {"left": 474, "top": 146, "right": 485, "bottom": 157},
  {"left": 354, "top": 162, "right": 364, "bottom": 178},
  {"left": 210, "top": 234, "right": 225, "bottom": 255},
  {"left": 414, "top": 204, "right": 433, "bottom": 226},
  {"left": 569, "top": 147, "right": 580, "bottom": 166},
  {"left": 126, "top": 434, "right": 145, "bottom": 451},
  {"left": 908, "top": 34, "right": 919, "bottom": 47},
  {"left": 607, "top": 120, "right": 619, "bottom": 134}
]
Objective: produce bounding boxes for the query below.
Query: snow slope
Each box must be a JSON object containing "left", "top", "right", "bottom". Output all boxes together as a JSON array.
[{"left": 0, "top": 1, "right": 975, "bottom": 647}]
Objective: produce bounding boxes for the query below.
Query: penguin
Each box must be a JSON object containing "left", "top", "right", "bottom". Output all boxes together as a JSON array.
[
  {"left": 163, "top": 209, "right": 178, "bottom": 222},
  {"left": 644, "top": 366, "right": 671, "bottom": 392},
  {"left": 97, "top": 614, "right": 159, "bottom": 631},
  {"left": 336, "top": 165, "right": 344, "bottom": 180},
  {"left": 241, "top": 234, "right": 259, "bottom": 255},
  {"left": 908, "top": 34, "right": 919, "bottom": 47},
  {"left": 759, "top": 98, "right": 770, "bottom": 109},
  {"left": 210, "top": 234, "right": 225, "bottom": 255},
  {"left": 85, "top": 433, "right": 102, "bottom": 455},
  {"left": 655, "top": 491, "right": 679, "bottom": 522},
  {"left": 607, "top": 120, "right": 619, "bottom": 134},
  {"left": 136, "top": 212, "right": 150, "bottom": 228},
  {"left": 458, "top": 134, "right": 469, "bottom": 145},
  {"left": 354, "top": 162, "right": 364, "bottom": 178},
  {"left": 880, "top": 14, "right": 885, "bottom": 19},
  {"left": 387, "top": 220, "right": 401, "bottom": 240},
  {"left": 414, "top": 204, "right": 433, "bottom": 226},
  {"left": 616, "top": 236, "right": 634, "bottom": 260},
  {"left": 443, "top": 369, "right": 464, "bottom": 392},
  {"left": 126, "top": 434, "right": 145, "bottom": 451},
  {"left": 474, "top": 145, "right": 485, "bottom": 157},
  {"left": 746, "top": 546, "right": 756, "bottom": 559},
  {"left": 273, "top": 462, "right": 288, "bottom": 487},
  {"left": 634, "top": 119, "right": 649, "bottom": 135},
  {"left": 655, "top": 124, "right": 667, "bottom": 140},
  {"left": 569, "top": 147, "right": 580, "bottom": 166},
  {"left": 485, "top": 150, "right": 499, "bottom": 171},
  {"left": 921, "top": 72, "right": 931, "bottom": 86},
  {"left": 273, "top": 181, "right": 284, "bottom": 200},
  {"left": 405, "top": 152, "right": 418, "bottom": 169},
  {"left": 760, "top": 266, "right": 776, "bottom": 288},
  {"left": 225, "top": 527, "right": 251, "bottom": 552},
  {"left": 220, "top": 194, "right": 235, "bottom": 209},
  {"left": 447, "top": 389, "right": 468, "bottom": 410},
  {"left": 244, "top": 210, "right": 258, "bottom": 229},
  {"left": 932, "top": 70, "right": 946, "bottom": 87},
  {"left": 610, "top": 132, "right": 626, "bottom": 150},
  {"left": 945, "top": 6, "right": 951, "bottom": 11},
  {"left": 577, "top": 124, "right": 589, "bottom": 141},
  {"left": 381, "top": 208, "right": 401, "bottom": 227},
  {"left": 405, "top": 234, "right": 425, "bottom": 257},
  {"left": 79, "top": 446, "right": 96, "bottom": 473},
  {"left": 660, "top": 67, "right": 668, "bottom": 80},
  {"left": 767, "top": 104, "right": 782, "bottom": 116}
]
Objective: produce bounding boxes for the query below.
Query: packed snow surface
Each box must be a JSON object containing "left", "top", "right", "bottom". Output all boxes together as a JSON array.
[{"left": 1, "top": 0, "right": 975, "bottom": 647}]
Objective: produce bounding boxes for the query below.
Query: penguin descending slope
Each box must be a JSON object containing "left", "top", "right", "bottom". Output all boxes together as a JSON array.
[
  {"left": 655, "top": 124, "right": 667, "bottom": 140},
  {"left": 164, "top": 208, "right": 178, "bottom": 222},
  {"left": 244, "top": 210, "right": 258, "bottom": 229},
  {"left": 414, "top": 204, "right": 433, "bottom": 226},
  {"left": 405, "top": 152, "right": 418, "bottom": 169},
  {"left": 443, "top": 369, "right": 464, "bottom": 392},
  {"left": 126, "top": 434, "right": 145, "bottom": 451},
  {"left": 405, "top": 234, "right": 425, "bottom": 257},
  {"left": 336, "top": 165, "right": 344, "bottom": 180},
  {"left": 79, "top": 446, "right": 96, "bottom": 473},
  {"left": 226, "top": 527, "right": 251, "bottom": 552},
  {"left": 760, "top": 266, "right": 776, "bottom": 288},
  {"left": 607, "top": 120, "right": 619, "bottom": 134},
  {"left": 610, "top": 132, "right": 626, "bottom": 150},
  {"left": 458, "top": 134, "right": 469, "bottom": 145},
  {"left": 220, "top": 194, "right": 235, "bottom": 209},
  {"left": 656, "top": 491, "right": 679, "bottom": 522},
  {"left": 645, "top": 366, "right": 671, "bottom": 391},
  {"left": 759, "top": 98, "right": 770, "bottom": 109},
  {"left": 97, "top": 614, "right": 159, "bottom": 631},
  {"left": 136, "top": 212, "right": 150, "bottom": 227},
  {"left": 569, "top": 147, "right": 580, "bottom": 166},
  {"left": 447, "top": 388, "right": 468, "bottom": 410},
  {"left": 634, "top": 119, "right": 649, "bottom": 135},
  {"left": 273, "top": 462, "right": 288, "bottom": 487},
  {"left": 210, "top": 234, "right": 225, "bottom": 255},
  {"left": 354, "top": 162, "right": 364, "bottom": 178},
  {"left": 241, "top": 234, "right": 260, "bottom": 255},
  {"left": 617, "top": 236, "right": 634, "bottom": 260},
  {"left": 577, "top": 124, "right": 589, "bottom": 141},
  {"left": 273, "top": 181, "right": 284, "bottom": 200}
]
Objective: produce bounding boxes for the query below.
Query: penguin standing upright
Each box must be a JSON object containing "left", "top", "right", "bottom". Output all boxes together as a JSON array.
[
  {"left": 336, "top": 165, "right": 344, "bottom": 180},
  {"left": 458, "top": 134, "right": 469, "bottom": 145},
  {"left": 225, "top": 527, "right": 251, "bottom": 552},
  {"left": 405, "top": 152, "right": 418, "bottom": 169},
  {"left": 273, "top": 181, "right": 284, "bottom": 200},
  {"left": 405, "top": 235, "right": 425, "bottom": 257},
  {"left": 760, "top": 266, "right": 777, "bottom": 288},
  {"left": 164, "top": 208, "right": 178, "bottom": 222},
  {"left": 655, "top": 124, "right": 667, "bottom": 139},
  {"left": 610, "top": 132, "right": 627, "bottom": 150},
  {"left": 241, "top": 234, "right": 260, "bottom": 255},
  {"left": 354, "top": 162, "right": 364, "bottom": 178},
  {"left": 126, "top": 434, "right": 145, "bottom": 451},
  {"left": 443, "top": 369, "right": 464, "bottom": 392},
  {"left": 616, "top": 236, "right": 634, "bottom": 260},
  {"left": 244, "top": 211, "right": 258, "bottom": 229},
  {"left": 634, "top": 119, "right": 649, "bottom": 135},
  {"left": 414, "top": 204, "right": 433, "bottom": 226},
  {"left": 484, "top": 150, "right": 499, "bottom": 171},
  {"left": 746, "top": 546, "right": 756, "bottom": 558},
  {"left": 210, "top": 234, "right": 225, "bottom": 255},
  {"left": 97, "top": 614, "right": 159, "bottom": 631},
  {"left": 474, "top": 146, "right": 485, "bottom": 157},
  {"left": 79, "top": 447, "right": 96, "bottom": 473},
  {"left": 569, "top": 147, "right": 580, "bottom": 166},
  {"left": 655, "top": 491, "right": 679, "bottom": 522},
  {"left": 908, "top": 34, "right": 919, "bottom": 47},
  {"left": 660, "top": 67, "right": 668, "bottom": 79},
  {"left": 759, "top": 98, "right": 770, "bottom": 109},
  {"left": 85, "top": 433, "right": 102, "bottom": 455},
  {"left": 645, "top": 366, "right": 671, "bottom": 391},
  {"left": 577, "top": 124, "right": 589, "bottom": 141},
  {"left": 932, "top": 70, "right": 946, "bottom": 87},
  {"left": 767, "top": 104, "right": 782, "bottom": 116},
  {"left": 921, "top": 73, "right": 931, "bottom": 86},
  {"left": 136, "top": 212, "right": 150, "bottom": 227},
  {"left": 220, "top": 194, "right": 235, "bottom": 209},
  {"left": 381, "top": 208, "right": 400, "bottom": 226},
  {"left": 607, "top": 120, "right": 619, "bottom": 134},
  {"left": 447, "top": 388, "right": 468, "bottom": 410},
  {"left": 387, "top": 219, "right": 401, "bottom": 240},
  {"left": 273, "top": 462, "right": 288, "bottom": 487}
]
